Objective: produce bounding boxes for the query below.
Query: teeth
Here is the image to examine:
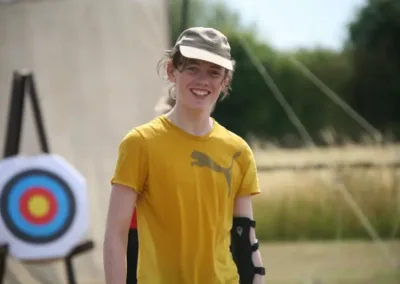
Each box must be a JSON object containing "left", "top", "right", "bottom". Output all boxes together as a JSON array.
[{"left": 191, "top": 89, "right": 209, "bottom": 96}]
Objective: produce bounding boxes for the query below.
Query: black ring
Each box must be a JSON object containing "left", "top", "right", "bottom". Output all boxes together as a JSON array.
[{"left": 0, "top": 169, "right": 76, "bottom": 244}]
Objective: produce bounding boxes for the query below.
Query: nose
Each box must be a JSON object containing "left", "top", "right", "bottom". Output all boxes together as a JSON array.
[{"left": 195, "top": 71, "right": 210, "bottom": 86}]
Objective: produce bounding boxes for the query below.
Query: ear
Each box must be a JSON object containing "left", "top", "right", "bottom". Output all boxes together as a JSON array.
[
  {"left": 166, "top": 61, "right": 176, "bottom": 83},
  {"left": 221, "top": 73, "right": 229, "bottom": 90}
]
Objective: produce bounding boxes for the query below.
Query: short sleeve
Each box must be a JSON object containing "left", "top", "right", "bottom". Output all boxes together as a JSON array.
[
  {"left": 110, "top": 129, "right": 148, "bottom": 194},
  {"left": 236, "top": 144, "right": 261, "bottom": 197}
]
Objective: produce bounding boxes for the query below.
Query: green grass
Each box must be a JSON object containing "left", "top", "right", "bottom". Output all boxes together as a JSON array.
[{"left": 253, "top": 167, "right": 400, "bottom": 241}]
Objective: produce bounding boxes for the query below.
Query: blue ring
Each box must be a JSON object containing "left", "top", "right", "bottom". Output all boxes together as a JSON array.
[
  {"left": 8, "top": 175, "right": 69, "bottom": 237},
  {"left": 0, "top": 169, "right": 76, "bottom": 244}
]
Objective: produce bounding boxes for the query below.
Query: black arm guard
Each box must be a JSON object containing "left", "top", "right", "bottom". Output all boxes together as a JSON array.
[{"left": 230, "top": 217, "right": 265, "bottom": 284}]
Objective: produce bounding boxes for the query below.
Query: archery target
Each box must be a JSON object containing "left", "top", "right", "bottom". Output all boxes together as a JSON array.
[
  {"left": 0, "top": 154, "right": 88, "bottom": 261},
  {"left": 1, "top": 169, "right": 76, "bottom": 243}
]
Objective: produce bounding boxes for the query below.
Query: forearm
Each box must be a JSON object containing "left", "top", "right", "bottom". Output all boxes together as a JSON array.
[
  {"left": 103, "top": 233, "right": 128, "bottom": 284},
  {"left": 250, "top": 226, "right": 265, "bottom": 284},
  {"left": 251, "top": 250, "right": 264, "bottom": 284},
  {"left": 232, "top": 196, "right": 266, "bottom": 284},
  {"left": 249, "top": 226, "right": 264, "bottom": 266}
]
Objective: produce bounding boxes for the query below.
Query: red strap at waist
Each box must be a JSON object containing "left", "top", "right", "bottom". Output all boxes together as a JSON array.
[{"left": 130, "top": 208, "right": 137, "bottom": 229}]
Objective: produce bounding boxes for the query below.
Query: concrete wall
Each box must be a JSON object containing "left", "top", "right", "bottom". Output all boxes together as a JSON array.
[{"left": 0, "top": 0, "right": 169, "bottom": 283}]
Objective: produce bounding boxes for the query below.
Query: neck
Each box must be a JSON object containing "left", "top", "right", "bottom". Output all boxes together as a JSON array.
[{"left": 165, "top": 103, "right": 213, "bottom": 136}]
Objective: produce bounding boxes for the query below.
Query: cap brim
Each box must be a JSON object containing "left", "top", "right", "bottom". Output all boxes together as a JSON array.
[{"left": 179, "top": 45, "right": 233, "bottom": 71}]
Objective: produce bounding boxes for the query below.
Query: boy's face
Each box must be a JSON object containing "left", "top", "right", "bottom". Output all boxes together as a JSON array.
[{"left": 168, "top": 58, "right": 226, "bottom": 112}]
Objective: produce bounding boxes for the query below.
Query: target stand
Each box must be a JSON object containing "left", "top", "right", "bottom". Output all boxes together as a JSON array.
[
  {"left": 0, "top": 244, "right": 7, "bottom": 283},
  {"left": 0, "top": 70, "right": 94, "bottom": 284}
]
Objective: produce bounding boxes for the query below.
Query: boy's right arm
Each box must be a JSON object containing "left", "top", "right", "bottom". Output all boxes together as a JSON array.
[
  {"left": 103, "top": 183, "right": 138, "bottom": 284},
  {"left": 103, "top": 129, "right": 147, "bottom": 284}
]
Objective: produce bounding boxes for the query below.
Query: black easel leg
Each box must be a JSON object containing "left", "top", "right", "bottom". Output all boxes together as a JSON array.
[
  {"left": 65, "top": 257, "right": 76, "bottom": 284},
  {"left": 64, "top": 241, "right": 94, "bottom": 284},
  {"left": 3, "top": 72, "right": 27, "bottom": 158},
  {"left": 27, "top": 74, "right": 50, "bottom": 153},
  {"left": 0, "top": 245, "right": 8, "bottom": 284}
]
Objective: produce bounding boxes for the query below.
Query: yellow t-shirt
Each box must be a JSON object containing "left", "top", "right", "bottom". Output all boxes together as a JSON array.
[{"left": 111, "top": 115, "right": 261, "bottom": 284}]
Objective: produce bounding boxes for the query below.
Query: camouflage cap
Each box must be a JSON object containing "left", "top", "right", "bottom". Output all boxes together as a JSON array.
[{"left": 174, "top": 27, "right": 233, "bottom": 70}]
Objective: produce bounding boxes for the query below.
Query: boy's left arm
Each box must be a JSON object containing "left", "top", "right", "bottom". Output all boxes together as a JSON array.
[
  {"left": 232, "top": 195, "right": 265, "bottom": 284},
  {"left": 231, "top": 142, "right": 265, "bottom": 284}
]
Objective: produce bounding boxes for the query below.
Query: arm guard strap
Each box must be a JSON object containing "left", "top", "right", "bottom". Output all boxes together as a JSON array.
[{"left": 230, "top": 217, "right": 266, "bottom": 284}]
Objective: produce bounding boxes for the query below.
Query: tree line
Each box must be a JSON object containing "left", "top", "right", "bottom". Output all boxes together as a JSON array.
[{"left": 169, "top": 0, "right": 400, "bottom": 148}]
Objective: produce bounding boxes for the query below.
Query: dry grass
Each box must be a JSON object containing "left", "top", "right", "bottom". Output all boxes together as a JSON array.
[
  {"left": 252, "top": 144, "right": 400, "bottom": 241},
  {"left": 260, "top": 240, "right": 400, "bottom": 284},
  {"left": 253, "top": 144, "right": 400, "bottom": 166}
]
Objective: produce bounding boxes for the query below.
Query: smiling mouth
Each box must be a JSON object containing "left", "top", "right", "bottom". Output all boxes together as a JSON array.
[{"left": 190, "top": 88, "right": 211, "bottom": 98}]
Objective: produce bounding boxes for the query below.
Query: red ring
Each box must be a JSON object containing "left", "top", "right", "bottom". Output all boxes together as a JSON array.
[{"left": 19, "top": 187, "right": 57, "bottom": 225}]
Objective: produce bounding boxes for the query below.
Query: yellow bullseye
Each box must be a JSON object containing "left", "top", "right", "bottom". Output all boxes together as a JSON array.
[{"left": 28, "top": 195, "right": 50, "bottom": 217}]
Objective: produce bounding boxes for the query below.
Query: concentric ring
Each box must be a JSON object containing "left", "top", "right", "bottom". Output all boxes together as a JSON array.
[
  {"left": 20, "top": 187, "right": 57, "bottom": 225},
  {"left": 0, "top": 169, "right": 76, "bottom": 244}
]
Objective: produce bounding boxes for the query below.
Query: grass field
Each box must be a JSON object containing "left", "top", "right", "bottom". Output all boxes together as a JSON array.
[
  {"left": 260, "top": 241, "right": 400, "bottom": 284},
  {"left": 251, "top": 144, "right": 400, "bottom": 241},
  {"left": 12, "top": 241, "right": 399, "bottom": 284},
  {"left": 250, "top": 144, "right": 400, "bottom": 283}
]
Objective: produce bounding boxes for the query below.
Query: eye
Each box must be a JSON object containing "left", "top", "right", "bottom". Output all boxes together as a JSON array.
[
  {"left": 210, "top": 70, "right": 222, "bottom": 77},
  {"left": 186, "top": 66, "right": 198, "bottom": 72}
]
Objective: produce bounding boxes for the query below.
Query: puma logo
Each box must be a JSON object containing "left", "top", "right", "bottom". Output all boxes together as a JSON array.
[{"left": 190, "top": 150, "right": 241, "bottom": 196}]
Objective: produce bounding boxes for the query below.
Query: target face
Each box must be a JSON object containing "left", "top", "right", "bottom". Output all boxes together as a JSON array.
[
  {"left": 0, "top": 154, "right": 88, "bottom": 261},
  {"left": 0, "top": 169, "right": 76, "bottom": 244}
]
